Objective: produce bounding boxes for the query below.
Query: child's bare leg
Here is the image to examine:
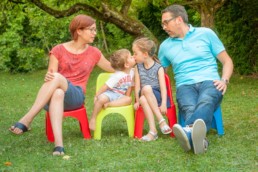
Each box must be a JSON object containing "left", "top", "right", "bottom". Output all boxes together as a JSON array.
[
  {"left": 10, "top": 73, "right": 68, "bottom": 134},
  {"left": 141, "top": 86, "right": 169, "bottom": 129},
  {"left": 139, "top": 95, "right": 158, "bottom": 134},
  {"left": 104, "top": 96, "right": 132, "bottom": 108},
  {"left": 89, "top": 94, "right": 109, "bottom": 131}
]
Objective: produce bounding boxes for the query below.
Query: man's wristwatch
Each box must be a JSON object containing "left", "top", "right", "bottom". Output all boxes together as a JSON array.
[{"left": 221, "top": 78, "right": 229, "bottom": 85}]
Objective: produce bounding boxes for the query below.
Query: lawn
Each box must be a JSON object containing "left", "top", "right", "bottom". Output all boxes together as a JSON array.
[{"left": 0, "top": 68, "right": 257, "bottom": 171}]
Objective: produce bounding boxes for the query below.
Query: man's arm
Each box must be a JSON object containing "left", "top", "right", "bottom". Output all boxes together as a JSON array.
[
  {"left": 214, "top": 50, "right": 234, "bottom": 95},
  {"left": 217, "top": 51, "right": 234, "bottom": 82}
]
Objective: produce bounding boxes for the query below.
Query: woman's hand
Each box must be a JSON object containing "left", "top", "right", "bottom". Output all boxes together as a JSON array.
[{"left": 44, "top": 70, "right": 55, "bottom": 82}]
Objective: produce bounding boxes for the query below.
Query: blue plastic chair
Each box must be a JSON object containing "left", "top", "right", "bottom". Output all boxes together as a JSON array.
[{"left": 178, "top": 106, "right": 224, "bottom": 136}]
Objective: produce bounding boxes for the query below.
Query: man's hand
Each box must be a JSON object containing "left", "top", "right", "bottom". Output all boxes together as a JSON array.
[{"left": 213, "top": 80, "right": 228, "bottom": 95}]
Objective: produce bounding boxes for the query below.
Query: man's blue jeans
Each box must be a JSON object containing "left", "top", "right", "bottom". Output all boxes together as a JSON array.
[{"left": 176, "top": 80, "right": 223, "bottom": 131}]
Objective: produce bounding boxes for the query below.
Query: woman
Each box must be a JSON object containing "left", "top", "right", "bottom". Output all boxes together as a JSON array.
[{"left": 9, "top": 14, "right": 114, "bottom": 155}]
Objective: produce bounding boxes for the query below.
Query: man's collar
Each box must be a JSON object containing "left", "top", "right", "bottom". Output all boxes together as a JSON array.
[{"left": 188, "top": 24, "right": 194, "bottom": 33}]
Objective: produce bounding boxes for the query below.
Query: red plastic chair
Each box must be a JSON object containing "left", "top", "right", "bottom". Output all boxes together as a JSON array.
[
  {"left": 45, "top": 106, "right": 91, "bottom": 142},
  {"left": 134, "top": 74, "right": 177, "bottom": 138}
]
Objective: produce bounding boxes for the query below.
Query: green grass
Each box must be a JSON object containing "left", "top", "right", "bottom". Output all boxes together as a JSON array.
[{"left": 0, "top": 69, "right": 257, "bottom": 171}]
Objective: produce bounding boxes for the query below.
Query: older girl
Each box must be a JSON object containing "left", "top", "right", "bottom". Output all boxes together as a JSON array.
[{"left": 133, "top": 37, "right": 172, "bottom": 141}]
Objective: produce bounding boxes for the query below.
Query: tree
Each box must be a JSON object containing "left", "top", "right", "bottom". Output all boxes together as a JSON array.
[
  {"left": 3, "top": 0, "right": 256, "bottom": 74},
  {"left": 8, "top": 0, "right": 228, "bottom": 42},
  {"left": 176, "top": 0, "right": 227, "bottom": 28},
  {"left": 26, "top": 0, "right": 159, "bottom": 43}
]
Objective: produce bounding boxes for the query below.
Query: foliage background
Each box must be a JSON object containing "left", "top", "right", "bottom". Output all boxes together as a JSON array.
[
  {"left": 215, "top": 0, "right": 258, "bottom": 75},
  {"left": 0, "top": 0, "right": 257, "bottom": 74}
]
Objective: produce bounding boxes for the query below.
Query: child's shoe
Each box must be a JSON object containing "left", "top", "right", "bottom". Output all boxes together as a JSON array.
[
  {"left": 159, "top": 118, "right": 172, "bottom": 134},
  {"left": 141, "top": 131, "right": 158, "bottom": 141}
]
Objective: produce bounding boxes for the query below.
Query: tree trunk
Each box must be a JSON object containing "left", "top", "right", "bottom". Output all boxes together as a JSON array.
[
  {"left": 199, "top": 5, "right": 215, "bottom": 28},
  {"left": 180, "top": 0, "right": 227, "bottom": 28},
  {"left": 100, "top": 21, "right": 109, "bottom": 53},
  {"left": 27, "top": 0, "right": 158, "bottom": 43}
]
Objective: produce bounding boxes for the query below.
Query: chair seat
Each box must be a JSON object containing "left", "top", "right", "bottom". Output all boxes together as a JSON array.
[{"left": 45, "top": 106, "right": 91, "bottom": 142}]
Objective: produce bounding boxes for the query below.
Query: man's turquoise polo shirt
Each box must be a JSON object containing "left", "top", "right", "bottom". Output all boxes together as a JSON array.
[{"left": 158, "top": 25, "right": 225, "bottom": 88}]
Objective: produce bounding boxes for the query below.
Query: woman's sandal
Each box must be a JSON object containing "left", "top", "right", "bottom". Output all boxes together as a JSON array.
[
  {"left": 53, "top": 146, "right": 65, "bottom": 156},
  {"left": 159, "top": 118, "right": 172, "bottom": 134},
  {"left": 9, "top": 122, "right": 30, "bottom": 135},
  {"left": 141, "top": 131, "right": 158, "bottom": 141}
]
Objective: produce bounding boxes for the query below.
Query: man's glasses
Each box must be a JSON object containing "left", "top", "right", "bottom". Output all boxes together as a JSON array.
[{"left": 161, "top": 17, "right": 176, "bottom": 27}]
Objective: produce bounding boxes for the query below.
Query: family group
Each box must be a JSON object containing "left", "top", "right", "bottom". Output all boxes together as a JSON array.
[{"left": 9, "top": 5, "right": 233, "bottom": 156}]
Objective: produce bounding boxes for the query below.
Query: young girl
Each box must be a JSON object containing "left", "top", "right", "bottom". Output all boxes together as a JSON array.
[
  {"left": 133, "top": 37, "right": 172, "bottom": 141},
  {"left": 89, "top": 49, "right": 135, "bottom": 131}
]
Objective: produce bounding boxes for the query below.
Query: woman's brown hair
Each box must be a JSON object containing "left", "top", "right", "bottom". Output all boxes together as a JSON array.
[{"left": 69, "top": 14, "right": 95, "bottom": 40}]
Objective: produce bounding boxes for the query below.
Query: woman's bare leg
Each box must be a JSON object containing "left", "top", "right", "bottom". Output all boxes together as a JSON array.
[
  {"left": 49, "top": 89, "right": 65, "bottom": 155},
  {"left": 10, "top": 73, "right": 68, "bottom": 134}
]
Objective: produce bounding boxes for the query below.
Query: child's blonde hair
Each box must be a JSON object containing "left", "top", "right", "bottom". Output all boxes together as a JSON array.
[
  {"left": 132, "top": 37, "right": 159, "bottom": 63},
  {"left": 110, "top": 49, "right": 131, "bottom": 71}
]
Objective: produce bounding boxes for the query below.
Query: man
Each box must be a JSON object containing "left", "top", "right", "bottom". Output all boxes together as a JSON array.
[{"left": 158, "top": 5, "right": 233, "bottom": 154}]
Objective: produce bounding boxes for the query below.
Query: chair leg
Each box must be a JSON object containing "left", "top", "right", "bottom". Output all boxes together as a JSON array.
[
  {"left": 125, "top": 107, "right": 135, "bottom": 138},
  {"left": 78, "top": 116, "right": 91, "bottom": 139},
  {"left": 178, "top": 113, "right": 186, "bottom": 127},
  {"left": 166, "top": 105, "right": 177, "bottom": 137},
  {"left": 67, "top": 108, "right": 91, "bottom": 139},
  {"left": 134, "top": 107, "right": 145, "bottom": 139},
  {"left": 213, "top": 107, "right": 224, "bottom": 136},
  {"left": 46, "top": 112, "right": 55, "bottom": 142},
  {"left": 94, "top": 111, "right": 104, "bottom": 140}
]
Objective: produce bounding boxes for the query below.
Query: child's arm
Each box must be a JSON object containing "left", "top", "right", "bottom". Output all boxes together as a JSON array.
[
  {"left": 125, "top": 69, "right": 135, "bottom": 97},
  {"left": 95, "top": 84, "right": 109, "bottom": 102},
  {"left": 96, "top": 73, "right": 117, "bottom": 99},
  {"left": 125, "top": 87, "right": 132, "bottom": 97},
  {"left": 158, "top": 67, "right": 167, "bottom": 114},
  {"left": 134, "top": 66, "right": 141, "bottom": 110}
]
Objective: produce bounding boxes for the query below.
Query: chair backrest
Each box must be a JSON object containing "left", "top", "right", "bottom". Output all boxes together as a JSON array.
[
  {"left": 164, "top": 74, "right": 175, "bottom": 106},
  {"left": 96, "top": 73, "right": 112, "bottom": 92}
]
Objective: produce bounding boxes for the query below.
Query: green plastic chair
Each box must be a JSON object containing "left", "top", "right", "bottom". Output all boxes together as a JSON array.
[{"left": 93, "top": 73, "right": 135, "bottom": 140}]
